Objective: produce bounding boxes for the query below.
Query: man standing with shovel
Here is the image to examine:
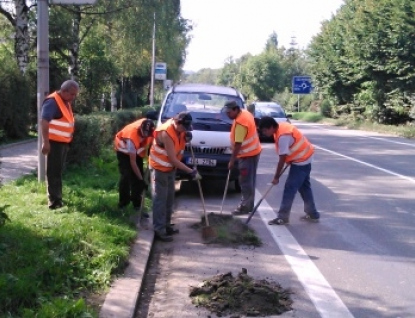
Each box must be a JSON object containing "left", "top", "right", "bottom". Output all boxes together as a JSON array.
[
  {"left": 224, "top": 100, "right": 262, "bottom": 215},
  {"left": 258, "top": 117, "right": 320, "bottom": 225}
]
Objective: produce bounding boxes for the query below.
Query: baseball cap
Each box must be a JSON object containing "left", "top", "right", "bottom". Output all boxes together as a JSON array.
[{"left": 175, "top": 111, "right": 193, "bottom": 131}]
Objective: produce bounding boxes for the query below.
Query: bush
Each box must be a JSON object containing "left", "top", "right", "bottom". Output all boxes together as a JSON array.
[
  {"left": 0, "top": 62, "right": 32, "bottom": 141},
  {"left": 67, "top": 108, "right": 151, "bottom": 166},
  {"left": 319, "top": 99, "right": 332, "bottom": 117}
]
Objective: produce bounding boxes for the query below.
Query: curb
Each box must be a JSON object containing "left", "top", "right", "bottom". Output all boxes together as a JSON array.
[
  {"left": 99, "top": 226, "right": 154, "bottom": 318},
  {"left": 0, "top": 138, "right": 37, "bottom": 151}
]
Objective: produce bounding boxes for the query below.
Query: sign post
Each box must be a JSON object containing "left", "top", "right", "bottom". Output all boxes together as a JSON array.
[
  {"left": 292, "top": 76, "right": 312, "bottom": 112},
  {"left": 37, "top": 0, "right": 97, "bottom": 182}
]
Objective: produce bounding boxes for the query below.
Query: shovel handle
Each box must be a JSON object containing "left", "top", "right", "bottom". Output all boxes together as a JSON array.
[
  {"left": 189, "top": 144, "right": 209, "bottom": 226},
  {"left": 245, "top": 164, "right": 290, "bottom": 224},
  {"left": 220, "top": 170, "right": 231, "bottom": 214}
]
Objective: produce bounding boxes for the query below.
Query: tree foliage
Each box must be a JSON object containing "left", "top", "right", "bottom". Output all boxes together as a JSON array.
[{"left": 308, "top": 0, "right": 415, "bottom": 123}]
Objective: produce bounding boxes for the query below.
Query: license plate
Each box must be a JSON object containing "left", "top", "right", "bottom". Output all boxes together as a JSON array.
[{"left": 187, "top": 157, "right": 217, "bottom": 167}]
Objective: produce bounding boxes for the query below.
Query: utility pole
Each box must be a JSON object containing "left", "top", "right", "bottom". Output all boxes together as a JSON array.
[
  {"left": 37, "top": 0, "right": 49, "bottom": 182},
  {"left": 150, "top": 12, "right": 156, "bottom": 107}
]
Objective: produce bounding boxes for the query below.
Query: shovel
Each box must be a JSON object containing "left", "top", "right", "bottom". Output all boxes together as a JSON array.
[
  {"left": 137, "top": 166, "right": 150, "bottom": 222},
  {"left": 219, "top": 170, "right": 231, "bottom": 214},
  {"left": 189, "top": 145, "right": 216, "bottom": 240},
  {"left": 245, "top": 164, "right": 289, "bottom": 224}
]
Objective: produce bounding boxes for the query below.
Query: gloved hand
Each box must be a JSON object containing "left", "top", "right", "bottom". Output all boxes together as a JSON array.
[
  {"left": 190, "top": 168, "right": 202, "bottom": 181},
  {"left": 185, "top": 131, "right": 192, "bottom": 143}
]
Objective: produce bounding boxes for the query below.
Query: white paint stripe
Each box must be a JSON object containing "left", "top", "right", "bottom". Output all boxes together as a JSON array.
[
  {"left": 315, "top": 145, "right": 415, "bottom": 184},
  {"left": 365, "top": 136, "right": 415, "bottom": 147},
  {"left": 302, "top": 122, "right": 415, "bottom": 147},
  {"left": 256, "top": 190, "right": 355, "bottom": 318}
]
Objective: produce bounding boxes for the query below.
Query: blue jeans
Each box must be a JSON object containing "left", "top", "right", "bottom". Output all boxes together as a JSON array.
[{"left": 278, "top": 163, "right": 319, "bottom": 220}]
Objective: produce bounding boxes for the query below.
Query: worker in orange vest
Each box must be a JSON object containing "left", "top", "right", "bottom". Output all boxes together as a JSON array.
[
  {"left": 114, "top": 118, "right": 155, "bottom": 217},
  {"left": 41, "top": 80, "right": 79, "bottom": 209},
  {"left": 224, "top": 100, "right": 262, "bottom": 215},
  {"left": 259, "top": 116, "right": 320, "bottom": 225},
  {"left": 149, "top": 111, "right": 201, "bottom": 242}
]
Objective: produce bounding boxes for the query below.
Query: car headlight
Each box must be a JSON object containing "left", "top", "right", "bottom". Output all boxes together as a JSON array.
[{"left": 223, "top": 147, "right": 233, "bottom": 155}]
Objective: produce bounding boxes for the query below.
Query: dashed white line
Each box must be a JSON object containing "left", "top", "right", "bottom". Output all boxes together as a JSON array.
[{"left": 256, "top": 190, "right": 355, "bottom": 318}]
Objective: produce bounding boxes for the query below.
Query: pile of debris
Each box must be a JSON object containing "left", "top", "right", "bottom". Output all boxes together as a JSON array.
[
  {"left": 189, "top": 269, "right": 293, "bottom": 317},
  {"left": 191, "top": 213, "right": 262, "bottom": 246}
]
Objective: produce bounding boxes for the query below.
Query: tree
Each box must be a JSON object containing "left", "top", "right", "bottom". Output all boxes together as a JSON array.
[{"left": 0, "top": 0, "right": 33, "bottom": 74}]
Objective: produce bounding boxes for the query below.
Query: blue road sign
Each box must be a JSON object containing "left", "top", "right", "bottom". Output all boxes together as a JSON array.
[{"left": 292, "top": 76, "right": 312, "bottom": 94}]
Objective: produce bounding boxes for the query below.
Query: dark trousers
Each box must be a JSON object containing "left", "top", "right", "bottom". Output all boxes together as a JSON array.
[
  {"left": 46, "top": 141, "right": 69, "bottom": 205},
  {"left": 117, "top": 152, "right": 144, "bottom": 208},
  {"left": 238, "top": 154, "right": 260, "bottom": 211}
]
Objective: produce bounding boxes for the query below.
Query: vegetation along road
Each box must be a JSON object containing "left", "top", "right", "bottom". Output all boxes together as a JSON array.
[{"left": 134, "top": 122, "right": 415, "bottom": 318}]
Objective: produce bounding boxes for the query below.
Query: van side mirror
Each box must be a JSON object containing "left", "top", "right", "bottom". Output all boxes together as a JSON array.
[{"left": 286, "top": 113, "right": 292, "bottom": 118}]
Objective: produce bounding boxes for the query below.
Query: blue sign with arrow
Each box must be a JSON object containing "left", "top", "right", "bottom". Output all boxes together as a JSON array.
[{"left": 292, "top": 76, "right": 312, "bottom": 94}]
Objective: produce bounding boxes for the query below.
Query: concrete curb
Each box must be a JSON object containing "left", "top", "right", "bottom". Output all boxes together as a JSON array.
[
  {"left": 0, "top": 138, "right": 37, "bottom": 151},
  {"left": 99, "top": 226, "right": 154, "bottom": 318}
]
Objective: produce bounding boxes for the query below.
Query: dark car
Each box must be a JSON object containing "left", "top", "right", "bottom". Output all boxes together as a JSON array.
[
  {"left": 249, "top": 101, "right": 292, "bottom": 142},
  {"left": 147, "top": 83, "right": 246, "bottom": 192}
]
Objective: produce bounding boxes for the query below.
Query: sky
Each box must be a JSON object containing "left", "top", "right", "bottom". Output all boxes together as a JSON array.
[{"left": 180, "top": 0, "right": 345, "bottom": 72}]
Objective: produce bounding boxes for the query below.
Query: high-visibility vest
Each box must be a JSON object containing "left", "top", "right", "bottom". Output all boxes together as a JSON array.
[
  {"left": 274, "top": 122, "right": 314, "bottom": 163},
  {"left": 46, "top": 92, "right": 75, "bottom": 143},
  {"left": 230, "top": 109, "right": 262, "bottom": 158},
  {"left": 114, "top": 118, "right": 153, "bottom": 158},
  {"left": 149, "top": 119, "right": 186, "bottom": 172}
]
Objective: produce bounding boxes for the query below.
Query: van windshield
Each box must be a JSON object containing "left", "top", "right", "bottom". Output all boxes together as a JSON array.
[{"left": 161, "top": 92, "right": 243, "bottom": 119}]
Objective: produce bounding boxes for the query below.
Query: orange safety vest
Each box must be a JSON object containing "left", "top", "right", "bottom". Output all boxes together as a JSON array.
[
  {"left": 230, "top": 109, "right": 262, "bottom": 158},
  {"left": 274, "top": 122, "right": 314, "bottom": 163},
  {"left": 149, "top": 119, "right": 186, "bottom": 172},
  {"left": 114, "top": 118, "right": 153, "bottom": 158},
  {"left": 46, "top": 92, "right": 75, "bottom": 143}
]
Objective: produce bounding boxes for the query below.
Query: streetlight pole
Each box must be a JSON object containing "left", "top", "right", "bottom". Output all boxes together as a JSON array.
[
  {"left": 149, "top": 12, "right": 156, "bottom": 108},
  {"left": 37, "top": 0, "right": 49, "bottom": 182}
]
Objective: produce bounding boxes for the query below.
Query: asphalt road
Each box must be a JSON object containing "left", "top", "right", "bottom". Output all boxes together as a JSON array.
[{"left": 137, "top": 122, "right": 415, "bottom": 318}]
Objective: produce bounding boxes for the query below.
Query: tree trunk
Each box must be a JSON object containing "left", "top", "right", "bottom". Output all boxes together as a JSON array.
[
  {"left": 111, "top": 85, "right": 117, "bottom": 112},
  {"left": 14, "top": 0, "right": 30, "bottom": 74}
]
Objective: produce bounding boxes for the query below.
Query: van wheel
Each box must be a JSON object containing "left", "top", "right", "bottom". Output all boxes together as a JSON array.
[{"left": 234, "top": 180, "right": 241, "bottom": 193}]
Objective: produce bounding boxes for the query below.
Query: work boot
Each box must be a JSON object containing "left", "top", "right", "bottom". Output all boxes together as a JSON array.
[
  {"left": 166, "top": 225, "right": 179, "bottom": 235},
  {"left": 232, "top": 205, "right": 250, "bottom": 215},
  {"left": 49, "top": 200, "right": 63, "bottom": 210},
  {"left": 155, "top": 231, "right": 173, "bottom": 242}
]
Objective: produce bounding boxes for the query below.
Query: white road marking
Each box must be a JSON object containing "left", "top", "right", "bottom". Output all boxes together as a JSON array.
[
  {"left": 256, "top": 190, "right": 355, "bottom": 318},
  {"left": 299, "top": 122, "right": 415, "bottom": 147},
  {"left": 365, "top": 136, "right": 415, "bottom": 147},
  {"left": 315, "top": 145, "right": 415, "bottom": 184}
]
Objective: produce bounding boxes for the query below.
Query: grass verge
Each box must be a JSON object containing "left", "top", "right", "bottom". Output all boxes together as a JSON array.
[
  {"left": 291, "top": 112, "right": 415, "bottom": 139},
  {"left": 0, "top": 148, "right": 146, "bottom": 317}
]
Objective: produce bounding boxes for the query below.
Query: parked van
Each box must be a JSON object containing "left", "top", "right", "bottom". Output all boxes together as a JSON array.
[{"left": 147, "top": 83, "right": 246, "bottom": 191}]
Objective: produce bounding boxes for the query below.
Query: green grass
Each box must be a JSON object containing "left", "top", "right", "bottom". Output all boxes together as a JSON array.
[
  {"left": 291, "top": 112, "right": 415, "bottom": 139},
  {"left": 0, "top": 148, "right": 147, "bottom": 317}
]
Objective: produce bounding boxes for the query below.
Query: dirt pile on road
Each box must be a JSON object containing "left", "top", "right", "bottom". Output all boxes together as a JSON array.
[
  {"left": 190, "top": 213, "right": 262, "bottom": 246},
  {"left": 189, "top": 269, "right": 293, "bottom": 317}
]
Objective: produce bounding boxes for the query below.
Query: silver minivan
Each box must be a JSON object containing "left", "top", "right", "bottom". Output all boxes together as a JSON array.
[{"left": 147, "top": 83, "right": 246, "bottom": 191}]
